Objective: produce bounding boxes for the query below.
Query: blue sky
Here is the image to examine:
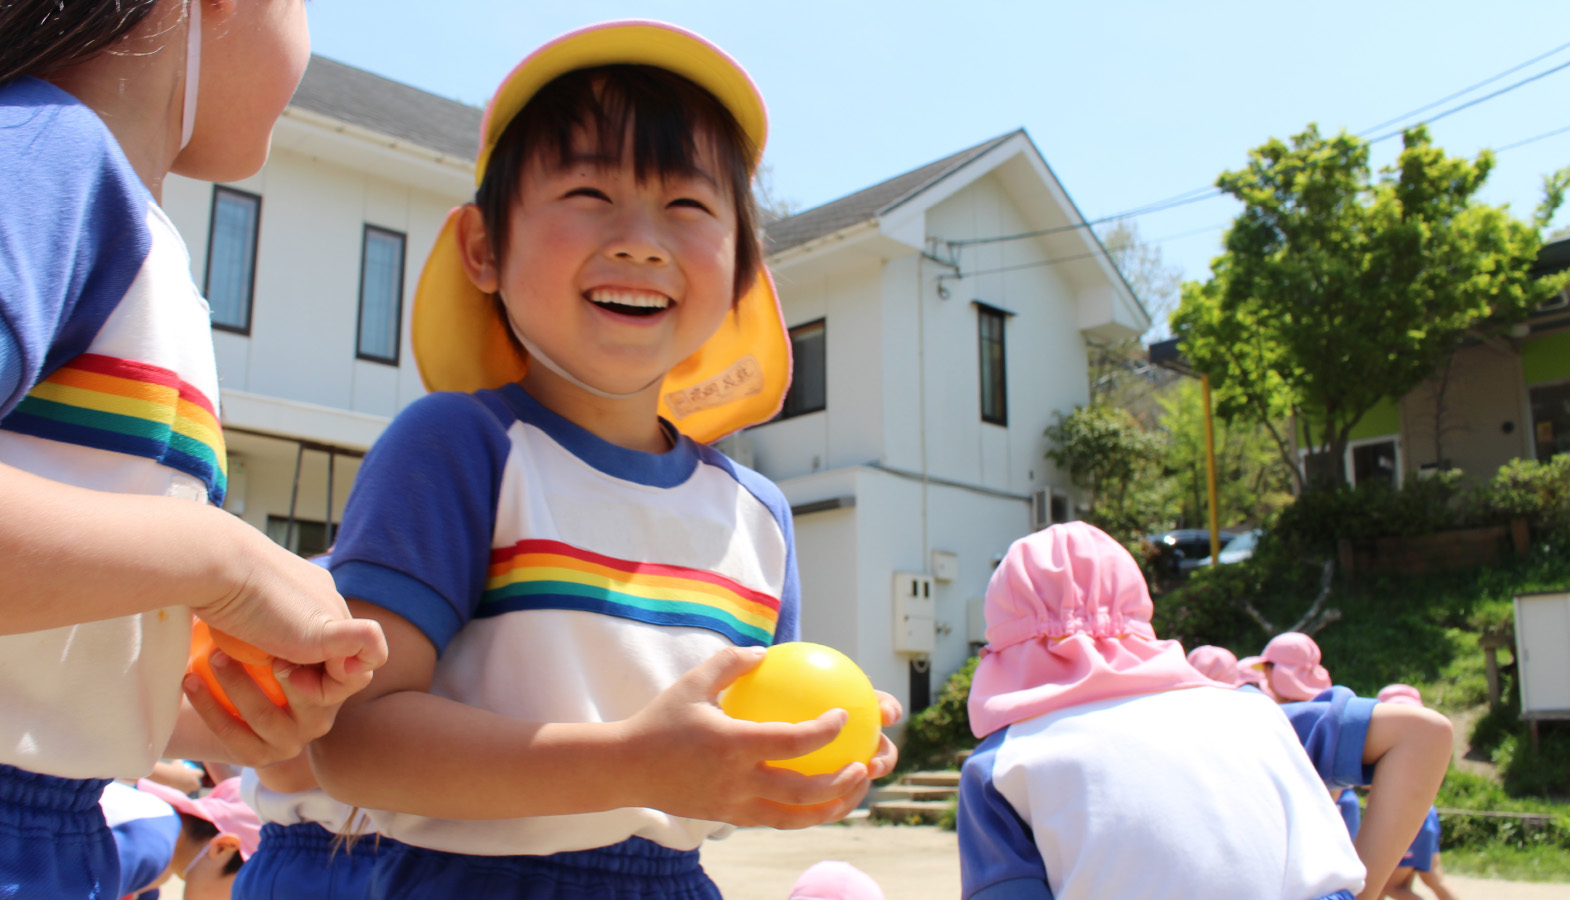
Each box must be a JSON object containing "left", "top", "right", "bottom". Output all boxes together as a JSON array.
[{"left": 307, "top": 1, "right": 1570, "bottom": 324}]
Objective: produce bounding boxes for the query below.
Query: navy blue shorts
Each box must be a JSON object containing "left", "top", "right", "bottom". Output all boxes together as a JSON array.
[
  {"left": 0, "top": 764, "right": 116, "bottom": 899},
  {"left": 233, "top": 821, "right": 394, "bottom": 900},
  {"left": 1399, "top": 807, "right": 1442, "bottom": 872},
  {"left": 366, "top": 836, "right": 720, "bottom": 900}
]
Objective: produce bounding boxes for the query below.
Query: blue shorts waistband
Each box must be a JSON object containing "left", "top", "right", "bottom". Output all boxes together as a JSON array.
[
  {"left": 259, "top": 821, "right": 397, "bottom": 855},
  {"left": 1315, "top": 891, "right": 1356, "bottom": 900},
  {"left": 0, "top": 763, "right": 110, "bottom": 813},
  {"left": 398, "top": 836, "right": 702, "bottom": 878}
]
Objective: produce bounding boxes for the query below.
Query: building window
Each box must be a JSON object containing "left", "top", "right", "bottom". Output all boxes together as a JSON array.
[
  {"left": 1348, "top": 438, "right": 1400, "bottom": 487},
  {"left": 357, "top": 226, "right": 406, "bottom": 364},
  {"left": 1530, "top": 380, "right": 1570, "bottom": 459},
  {"left": 264, "top": 515, "right": 329, "bottom": 558},
  {"left": 779, "top": 319, "right": 826, "bottom": 419},
  {"left": 978, "top": 304, "right": 1008, "bottom": 426},
  {"left": 204, "top": 187, "right": 261, "bottom": 333}
]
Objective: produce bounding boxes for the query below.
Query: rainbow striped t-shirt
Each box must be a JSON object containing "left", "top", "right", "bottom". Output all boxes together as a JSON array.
[{"left": 330, "top": 383, "right": 799, "bottom": 858}]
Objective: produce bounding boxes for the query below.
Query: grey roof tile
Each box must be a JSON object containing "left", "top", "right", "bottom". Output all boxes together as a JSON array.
[
  {"left": 289, "top": 55, "right": 482, "bottom": 162},
  {"left": 763, "top": 130, "right": 1021, "bottom": 254}
]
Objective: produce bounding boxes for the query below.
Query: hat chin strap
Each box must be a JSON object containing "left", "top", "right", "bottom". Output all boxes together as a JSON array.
[
  {"left": 179, "top": 0, "right": 201, "bottom": 151},
  {"left": 502, "top": 304, "right": 661, "bottom": 400}
]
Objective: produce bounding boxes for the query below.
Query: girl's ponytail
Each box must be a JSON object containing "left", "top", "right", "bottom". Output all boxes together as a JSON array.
[{"left": 0, "top": 0, "right": 162, "bottom": 84}]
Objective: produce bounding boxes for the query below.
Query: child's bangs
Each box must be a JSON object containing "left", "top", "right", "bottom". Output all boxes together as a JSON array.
[{"left": 521, "top": 64, "right": 755, "bottom": 193}]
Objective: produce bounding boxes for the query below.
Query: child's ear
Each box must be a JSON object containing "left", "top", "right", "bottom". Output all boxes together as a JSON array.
[
  {"left": 455, "top": 204, "right": 501, "bottom": 294},
  {"left": 208, "top": 833, "right": 241, "bottom": 860}
]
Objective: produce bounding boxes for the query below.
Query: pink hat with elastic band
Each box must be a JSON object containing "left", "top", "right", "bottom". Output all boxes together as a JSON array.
[
  {"left": 968, "top": 523, "right": 1224, "bottom": 739},
  {"left": 788, "top": 861, "right": 887, "bottom": 900},
  {"left": 1236, "top": 655, "right": 1268, "bottom": 690},
  {"left": 1378, "top": 683, "right": 1423, "bottom": 706},
  {"left": 1260, "top": 632, "right": 1332, "bottom": 701},
  {"left": 136, "top": 776, "right": 262, "bottom": 860},
  {"left": 1186, "top": 645, "right": 1241, "bottom": 686}
]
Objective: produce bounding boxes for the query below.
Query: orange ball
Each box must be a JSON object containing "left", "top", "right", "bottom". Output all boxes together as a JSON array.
[
  {"left": 189, "top": 621, "right": 287, "bottom": 716},
  {"left": 720, "top": 642, "right": 881, "bottom": 775}
]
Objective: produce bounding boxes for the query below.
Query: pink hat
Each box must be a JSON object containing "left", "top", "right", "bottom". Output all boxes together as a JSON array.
[
  {"left": 788, "top": 861, "right": 887, "bottom": 900},
  {"left": 1378, "top": 683, "right": 1423, "bottom": 706},
  {"left": 136, "top": 776, "right": 262, "bottom": 860},
  {"left": 1260, "top": 632, "right": 1332, "bottom": 701},
  {"left": 1186, "top": 645, "right": 1241, "bottom": 686},
  {"left": 968, "top": 523, "right": 1222, "bottom": 738},
  {"left": 1235, "top": 655, "right": 1268, "bottom": 690}
]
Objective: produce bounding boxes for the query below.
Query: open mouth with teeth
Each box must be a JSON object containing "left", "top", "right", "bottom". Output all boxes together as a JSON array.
[{"left": 587, "top": 288, "right": 672, "bottom": 318}]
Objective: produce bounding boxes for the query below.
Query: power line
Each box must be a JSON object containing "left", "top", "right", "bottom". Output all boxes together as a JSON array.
[
  {"left": 1358, "top": 40, "right": 1570, "bottom": 136},
  {"left": 1366, "top": 55, "right": 1570, "bottom": 144},
  {"left": 1496, "top": 122, "right": 1570, "bottom": 154}
]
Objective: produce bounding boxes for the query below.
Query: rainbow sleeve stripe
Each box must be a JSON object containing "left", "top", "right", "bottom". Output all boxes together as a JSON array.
[
  {"left": 481, "top": 539, "right": 780, "bottom": 647},
  {"left": 0, "top": 354, "right": 227, "bottom": 504}
]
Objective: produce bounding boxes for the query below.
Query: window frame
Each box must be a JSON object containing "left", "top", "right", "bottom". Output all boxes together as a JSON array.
[
  {"left": 1528, "top": 376, "right": 1570, "bottom": 460},
  {"left": 976, "top": 302, "right": 1009, "bottom": 426},
  {"left": 203, "top": 186, "right": 263, "bottom": 335},
  {"left": 776, "top": 317, "right": 827, "bottom": 421},
  {"left": 355, "top": 224, "right": 407, "bottom": 366}
]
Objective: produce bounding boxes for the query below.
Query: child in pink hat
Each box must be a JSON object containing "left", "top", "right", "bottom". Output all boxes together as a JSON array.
[
  {"left": 958, "top": 523, "right": 1365, "bottom": 900},
  {"left": 1186, "top": 645, "right": 1242, "bottom": 686},
  {"left": 1236, "top": 655, "right": 1269, "bottom": 690},
  {"left": 787, "top": 860, "right": 887, "bottom": 900},
  {"left": 1373, "top": 686, "right": 1459, "bottom": 900},
  {"left": 132, "top": 776, "right": 261, "bottom": 899},
  {"left": 1261, "top": 632, "right": 1334, "bottom": 702}
]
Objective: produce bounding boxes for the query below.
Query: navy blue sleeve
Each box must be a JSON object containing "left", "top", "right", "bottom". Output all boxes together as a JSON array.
[
  {"left": 1281, "top": 686, "right": 1378, "bottom": 789},
  {"left": 698, "top": 444, "right": 800, "bottom": 644},
  {"left": 109, "top": 812, "right": 179, "bottom": 896},
  {"left": 0, "top": 78, "right": 151, "bottom": 417},
  {"left": 957, "top": 730, "right": 1054, "bottom": 900},
  {"left": 330, "top": 392, "right": 510, "bottom": 653}
]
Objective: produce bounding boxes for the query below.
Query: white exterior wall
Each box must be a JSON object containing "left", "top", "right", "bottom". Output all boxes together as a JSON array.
[{"left": 164, "top": 144, "right": 458, "bottom": 425}]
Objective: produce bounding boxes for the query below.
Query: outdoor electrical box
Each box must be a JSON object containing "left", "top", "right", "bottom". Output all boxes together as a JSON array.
[
  {"left": 893, "top": 572, "right": 936, "bottom": 654},
  {"left": 1514, "top": 591, "right": 1570, "bottom": 719}
]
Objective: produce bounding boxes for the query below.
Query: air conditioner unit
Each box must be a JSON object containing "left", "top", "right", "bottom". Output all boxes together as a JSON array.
[{"left": 892, "top": 572, "right": 935, "bottom": 654}]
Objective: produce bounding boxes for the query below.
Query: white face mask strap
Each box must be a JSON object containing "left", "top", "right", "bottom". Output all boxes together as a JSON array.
[
  {"left": 179, "top": 0, "right": 201, "bottom": 151},
  {"left": 501, "top": 303, "right": 661, "bottom": 400}
]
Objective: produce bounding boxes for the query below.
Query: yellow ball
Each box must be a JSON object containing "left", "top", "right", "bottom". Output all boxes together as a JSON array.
[{"left": 720, "top": 642, "right": 881, "bottom": 775}]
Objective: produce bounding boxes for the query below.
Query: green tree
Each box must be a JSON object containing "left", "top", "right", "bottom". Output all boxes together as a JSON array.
[
  {"left": 1172, "top": 125, "right": 1570, "bottom": 492},
  {"left": 1044, "top": 405, "right": 1170, "bottom": 539},
  {"left": 1088, "top": 219, "right": 1182, "bottom": 417},
  {"left": 1157, "top": 379, "right": 1294, "bottom": 528}
]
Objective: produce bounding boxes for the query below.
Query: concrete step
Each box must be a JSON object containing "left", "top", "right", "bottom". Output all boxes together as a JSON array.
[
  {"left": 871, "top": 784, "right": 957, "bottom": 803},
  {"left": 868, "top": 799, "right": 953, "bottom": 825},
  {"left": 902, "top": 771, "right": 961, "bottom": 787}
]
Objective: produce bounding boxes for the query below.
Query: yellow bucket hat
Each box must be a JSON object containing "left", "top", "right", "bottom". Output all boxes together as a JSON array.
[{"left": 412, "top": 20, "right": 790, "bottom": 444}]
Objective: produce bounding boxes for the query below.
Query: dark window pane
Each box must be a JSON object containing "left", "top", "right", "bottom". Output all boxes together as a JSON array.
[
  {"left": 357, "top": 227, "right": 405, "bottom": 363},
  {"left": 1529, "top": 380, "right": 1570, "bottom": 460},
  {"left": 264, "top": 515, "right": 329, "bottom": 558},
  {"left": 206, "top": 188, "right": 260, "bottom": 331},
  {"left": 1351, "top": 440, "right": 1398, "bottom": 486},
  {"left": 978, "top": 306, "right": 1007, "bottom": 425},
  {"left": 780, "top": 320, "right": 826, "bottom": 419}
]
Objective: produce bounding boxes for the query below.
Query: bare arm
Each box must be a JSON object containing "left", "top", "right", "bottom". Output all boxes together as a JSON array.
[
  {"left": 311, "top": 600, "right": 882, "bottom": 829},
  {"left": 1354, "top": 704, "right": 1453, "bottom": 900}
]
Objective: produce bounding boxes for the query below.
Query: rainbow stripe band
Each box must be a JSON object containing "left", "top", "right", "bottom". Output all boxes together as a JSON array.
[
  {"left": 0, "top": 354, "right": 227, "bottom": 504},
  {"left": 482, "top": 539, "right": 780, "bottom": 646}
]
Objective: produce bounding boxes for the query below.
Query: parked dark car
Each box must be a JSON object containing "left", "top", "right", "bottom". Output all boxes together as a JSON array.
[{"left": 1148, "top": 528, "right": 1239, "bottom": 573}]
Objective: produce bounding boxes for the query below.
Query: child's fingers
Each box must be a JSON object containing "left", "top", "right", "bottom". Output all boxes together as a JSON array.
[
  {"left": 875, "top": 689, "right": 903, "bottom": 727},
  {"left": 866, "top": 733, "right": 899, "bottom": 780},
  {"left": 182, "top": 673, "right": 283, "bottom": 768},
  {"left": 752, "top": 759, "right": 869, "bottom": 808},
  {"left": 316, "top": 618, "right": 389, "bottom": 675},
  {"left": 742, "top": 771, "right": 871, "bottom": 829},
  {"left": 683, "top": 645, "right": 767, "bottom": 700},
  {"left": 735, "top": 708, "right": 847, "bottom": 762},
  {"left": 210, "top": 652, "right": 297, "bottom": 738}
]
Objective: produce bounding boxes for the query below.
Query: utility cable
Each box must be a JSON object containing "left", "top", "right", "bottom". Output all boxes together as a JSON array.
[
  {"left": 1358, "top": 39, "right": 1570, "bottom": 136},
  {"left": 1366, "top": 55, "right": 1570, "bottom": 144}
]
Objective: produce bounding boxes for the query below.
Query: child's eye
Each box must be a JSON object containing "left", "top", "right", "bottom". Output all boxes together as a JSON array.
[
  {"left": 565, "top": 187, "right": 610, "bottom": 201},
  {"left": 669, "top": 197, "right": 713, "bottom": 213}
]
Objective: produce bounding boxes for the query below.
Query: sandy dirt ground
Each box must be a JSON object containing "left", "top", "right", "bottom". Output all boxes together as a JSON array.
[
  {"left": 153, "top": 822, "right": 1569, "bottom": 899},
  {"left": 698, "top": 823, "right": 1570, "bottom": 900}
]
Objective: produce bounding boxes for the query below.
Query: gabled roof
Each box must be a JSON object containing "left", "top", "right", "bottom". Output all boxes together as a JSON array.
[
  {"left": 763, "top": 131, "right": 1021, "bottom": 254},
  {"left": 289, "top": 55, "right": 482, "bottom": 162}
]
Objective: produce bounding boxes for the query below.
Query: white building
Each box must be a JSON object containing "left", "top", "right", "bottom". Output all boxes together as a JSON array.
[
  {"left": 162, "top": 57, "right": 477, "bottom": 553},
  {"left": 164, "top": 59, "right": 1147, "bottom": 718},
  {"left": 736, "top": 131, "right": 1148, "bottom": 715}
]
